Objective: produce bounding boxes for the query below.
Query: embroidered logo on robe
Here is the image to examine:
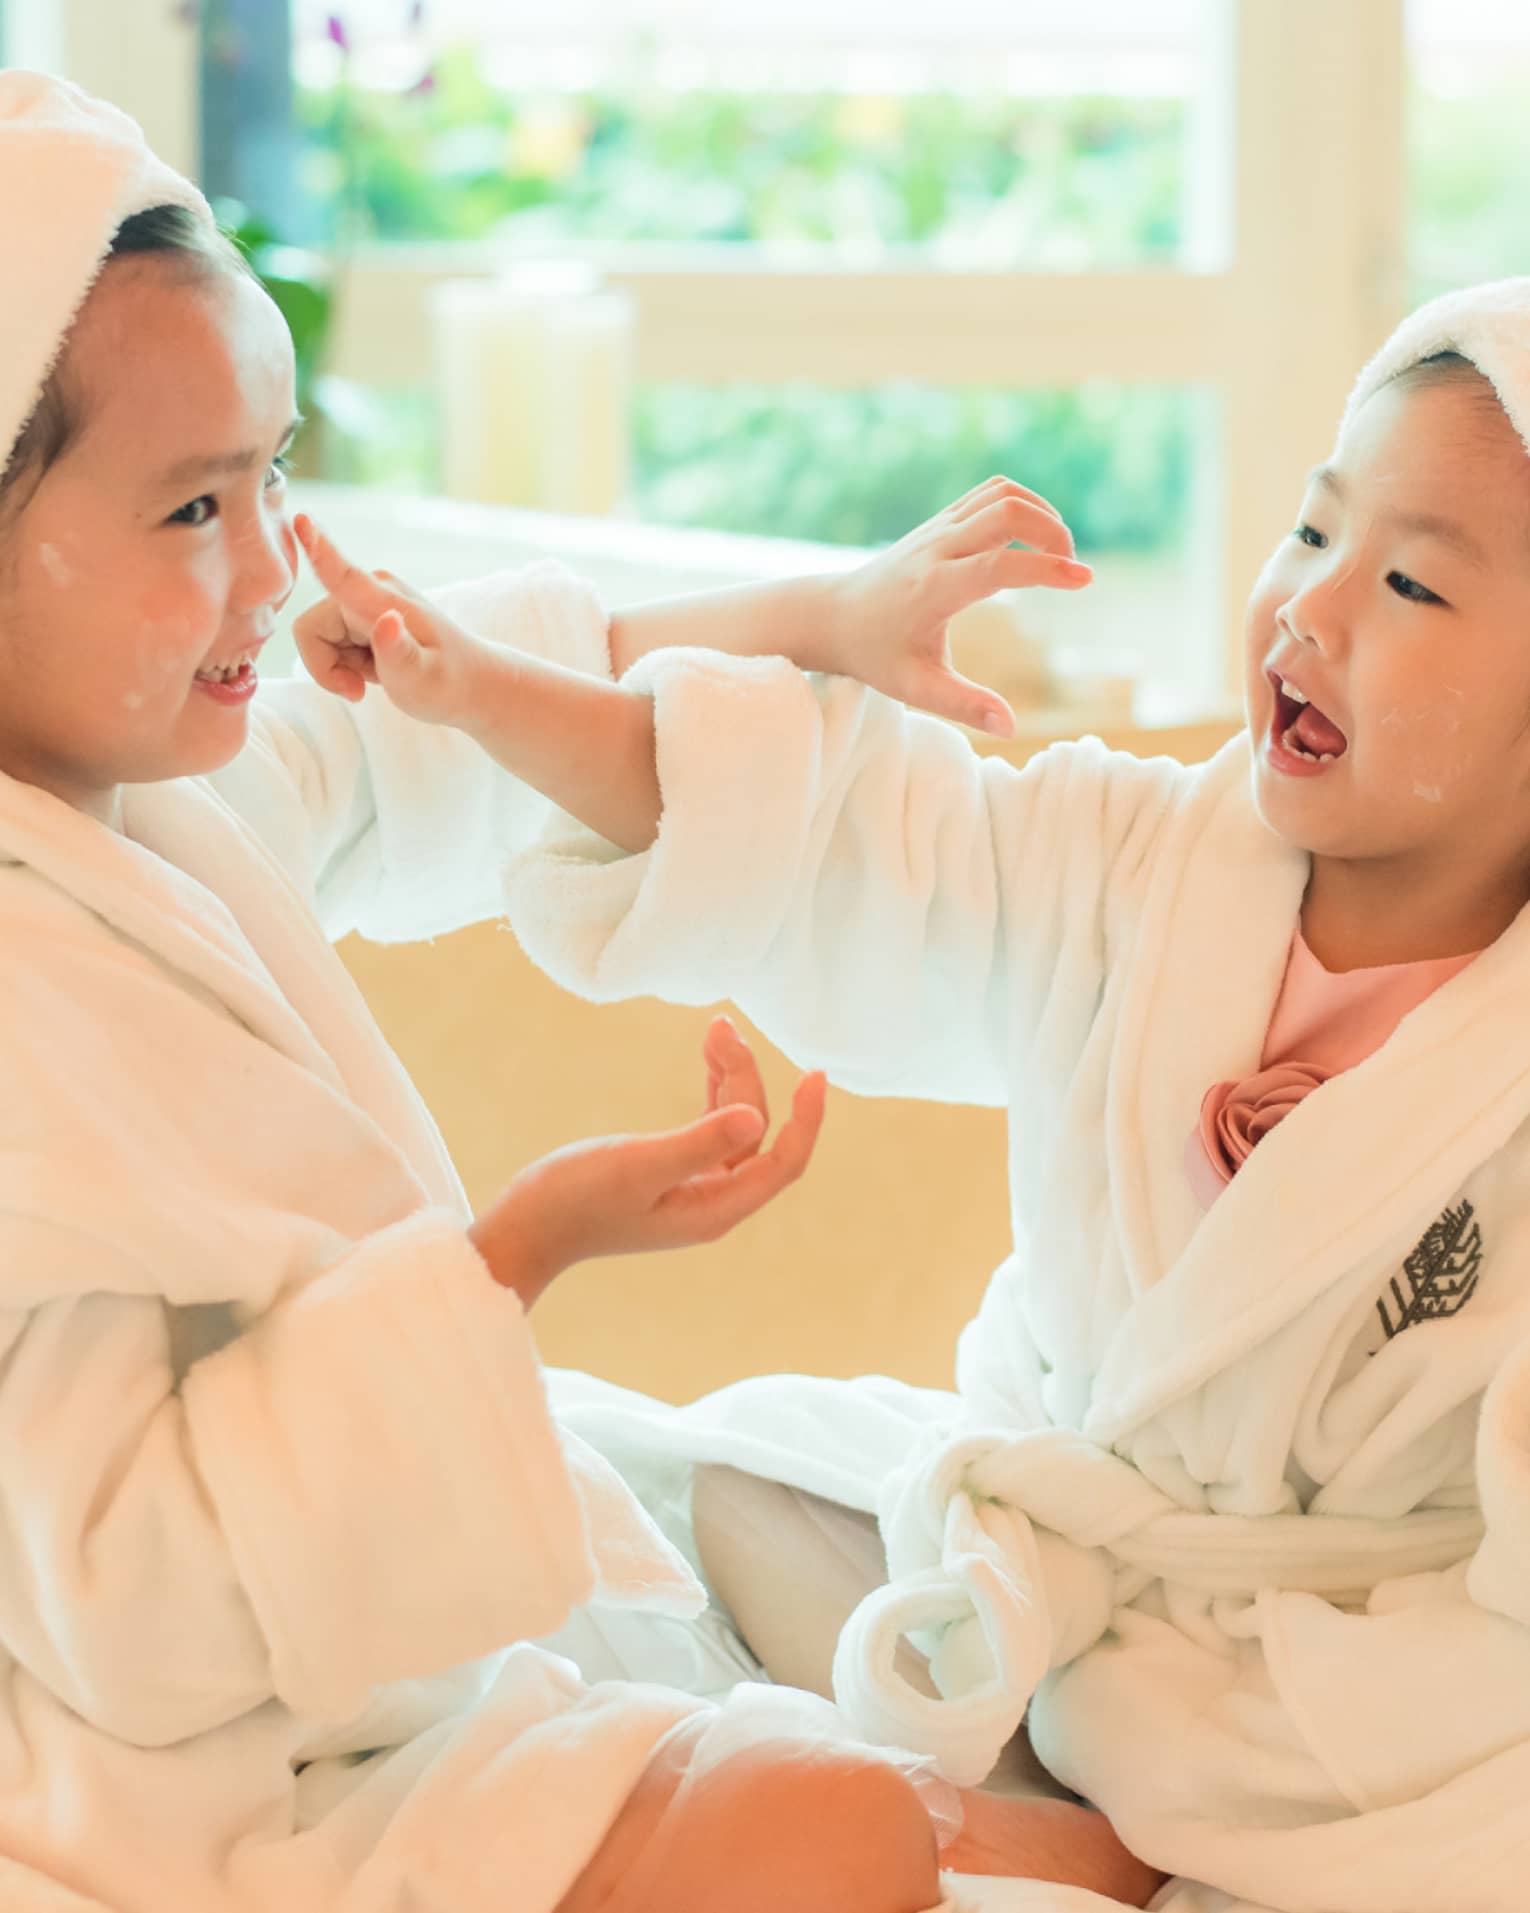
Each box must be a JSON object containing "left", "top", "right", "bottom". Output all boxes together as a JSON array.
[{"left": 1376, "top": 1200, "right": 1483, "bottom": 1339}]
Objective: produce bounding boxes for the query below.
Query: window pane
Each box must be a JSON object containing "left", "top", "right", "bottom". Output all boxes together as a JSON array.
[
  {"left": 632, "top": 381, "right": 1217, "bottom": 704},
  {"left": 292, "top": 2, "right": 1204, "bottom": 265},
  {"left": 1408, "top": 0, "right": 1530, "bottom": 298}
]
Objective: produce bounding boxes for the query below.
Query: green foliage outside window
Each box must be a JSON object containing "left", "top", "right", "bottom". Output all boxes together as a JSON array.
[
  {"left": 631, "top": 383, "right": 1195, "bottom": 553},
  {"left": 297, "top": 46, "right": 1190, "bottom": 550},
  {"left": 291, "top": 40, "right": 1530, "bottom": 552},
  {"left": 299, "top": 45, "right": 1183, "bottom": 263},
  {"left": 1408, "top": 73, "right": 1530, "bottom": 300}
]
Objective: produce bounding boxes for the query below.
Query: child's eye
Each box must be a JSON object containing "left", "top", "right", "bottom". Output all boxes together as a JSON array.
[
  {"left": 1388, "top": 570, "right": 1445, "bottom": 607},
  {"left": 169, "top": 457, "right": 289, "bottom": 527},
  {"left": 1293, "top": 523, "right": 1327, "bottom": 549}
]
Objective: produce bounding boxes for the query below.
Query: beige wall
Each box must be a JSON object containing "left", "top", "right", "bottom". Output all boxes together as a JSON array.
[{"left": 340, "top": 716, "right": 1238, "bottom": 1405}]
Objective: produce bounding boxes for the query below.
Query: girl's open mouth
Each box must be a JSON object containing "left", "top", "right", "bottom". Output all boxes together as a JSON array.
[
  {"left": 192, "top": 642, "right": 264, "bottom": 707},
  {"left": 1268, "top": 672, "right": 1348, "bottom": 775},
  {"left": 192, "top": 658, "right": 258, "bottom": 705}
]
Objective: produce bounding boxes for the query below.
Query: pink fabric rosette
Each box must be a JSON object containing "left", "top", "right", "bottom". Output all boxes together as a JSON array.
[{"left": 1185, "top": 1059, "right": 1331, "bottom": 1207}]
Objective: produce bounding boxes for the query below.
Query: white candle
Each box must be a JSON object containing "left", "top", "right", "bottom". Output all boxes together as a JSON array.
[{"left": 431, "top": 264, "right": 634, "bottom": 516}]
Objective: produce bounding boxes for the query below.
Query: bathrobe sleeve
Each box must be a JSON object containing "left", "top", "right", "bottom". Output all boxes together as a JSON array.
[
  {"left": 509, "top": 648, "right": 1184, "bottom": 1104},
  {"left": 0, "top": 1204, "right": 604, "bottom": 1748},
  {"left": 210, "top": 560, "right": 613, "bottom": 944}
]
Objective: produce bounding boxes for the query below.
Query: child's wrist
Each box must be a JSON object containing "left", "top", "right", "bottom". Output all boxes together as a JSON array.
[
  {"left": 454, "top": 638, "right": 524, "bottom": 745},
  {"left": 468, "top": 1188, "right": 559, "bottom": 1308},
  {"left": 800, "top": 571, "right": 860, "bottom": 678}
]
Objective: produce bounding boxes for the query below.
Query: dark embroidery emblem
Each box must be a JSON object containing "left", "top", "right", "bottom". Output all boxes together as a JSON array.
[{"left": 1376, "top": 1199, "right": 1483, "bottom": 1340}]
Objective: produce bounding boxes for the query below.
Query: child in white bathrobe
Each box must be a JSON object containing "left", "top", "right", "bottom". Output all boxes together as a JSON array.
[
  {"left": 302, "top": 281, "right": 1530, "bottom": 1912},
  {"left": 0, "top": 68, "right": 1118, "bottom": 1913}
]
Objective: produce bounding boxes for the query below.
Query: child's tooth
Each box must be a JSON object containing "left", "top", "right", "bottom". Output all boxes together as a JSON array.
[{"left": 1282, "top": 679, "right": 1308, "bottom": 704}]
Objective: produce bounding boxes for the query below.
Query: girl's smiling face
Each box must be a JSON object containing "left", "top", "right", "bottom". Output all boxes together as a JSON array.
[
  {"left": 0, "top": 257, "right": 299, "bottom": 825},
  {"left": 1245, "top": 371, "right": 1530, "bottom": 887}
]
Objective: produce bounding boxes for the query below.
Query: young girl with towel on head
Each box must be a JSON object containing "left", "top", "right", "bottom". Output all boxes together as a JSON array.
[
  {"left": 0, "top": 67, "right": 1113, "bottom": 1913},
  {"left": 301, "top": 257, "right": 1530, "bottom": 1906}
]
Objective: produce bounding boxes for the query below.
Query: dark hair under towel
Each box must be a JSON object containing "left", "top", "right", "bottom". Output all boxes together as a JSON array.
[{"left": 0, "top": 204, "right": 253, "bottom": 518}]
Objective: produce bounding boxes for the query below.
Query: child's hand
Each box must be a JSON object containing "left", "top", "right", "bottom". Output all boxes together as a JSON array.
[
  {"left": 469, "top": 1017, "right": 827, "bottom": 1307},
  {"left": 290, "top": 513, "right": 491, "bottom": 727},
  {"left": 823, "top": 476, "right": 1094, "bottom": 739}
]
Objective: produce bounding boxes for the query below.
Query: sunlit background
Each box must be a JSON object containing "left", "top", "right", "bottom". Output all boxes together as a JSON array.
[{"left": 8, "top": 1, "right": 1529, "bottom": 719}]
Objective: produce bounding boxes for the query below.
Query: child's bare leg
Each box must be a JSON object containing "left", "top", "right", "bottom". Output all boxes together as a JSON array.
[
  {"left": 556, "top": 1712, "right": 943, "bottom": 1913},
  {"left": 692, "top": 1463, "right": 1167, "bottom": 1904},
  {"left": 942, "top": 1793, "right": 1168, "bottom": 1906},
  {"left": 692, "top": 1462, "right": 947, "bottom": 1704},
  {"left": 692, "top": 1462, "right": 1069, "bottom": 1799}
]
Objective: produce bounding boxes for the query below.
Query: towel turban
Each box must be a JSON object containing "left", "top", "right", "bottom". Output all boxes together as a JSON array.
[
  {"left": 1342, "top": 277, "right": 1530, "bottom": 461},
  {"left": 0, "top": 69, "right": 214, "bottom": 477}
]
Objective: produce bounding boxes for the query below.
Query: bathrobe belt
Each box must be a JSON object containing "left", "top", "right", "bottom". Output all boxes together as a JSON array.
[
  {"left": 832, "top": 1428, "right": 1484, "bottom": 1786},
  {"left": 1108, "top": 1505, "right": 1481, "bottom": 1595}
]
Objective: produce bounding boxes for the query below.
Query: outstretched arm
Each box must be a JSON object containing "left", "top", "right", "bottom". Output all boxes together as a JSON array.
[{"left": 607, "top": 477, "right": 1092, "bottom": 736}]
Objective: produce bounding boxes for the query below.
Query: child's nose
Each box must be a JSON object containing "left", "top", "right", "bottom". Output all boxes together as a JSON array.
[
  {"left": 235, "top": 508, "right": 298, "bottom": 613},
  {"left": 1278, "top": 575, "right": 1349, "bottom": 658}
]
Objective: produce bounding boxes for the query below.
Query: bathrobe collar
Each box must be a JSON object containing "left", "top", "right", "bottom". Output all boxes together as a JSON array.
[
  {"left": 0, "top": 761, "right": 464, "bottom": 1211},
  {"left": 1093, "top": 734, "right": 1530, "bottom": 1440}
]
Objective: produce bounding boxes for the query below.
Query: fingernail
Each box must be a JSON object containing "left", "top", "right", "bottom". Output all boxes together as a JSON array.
[
  {"left": 723, "top": 1108, "right": 762, "bottom": 1142},
  {"left": 983, "top": 710, "right": 1013, "bottom": 737}
]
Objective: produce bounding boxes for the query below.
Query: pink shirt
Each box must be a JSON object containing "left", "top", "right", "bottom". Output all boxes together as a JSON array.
[{"left": 1187, "top": 932, "right": 1479, "bottom": 1207}]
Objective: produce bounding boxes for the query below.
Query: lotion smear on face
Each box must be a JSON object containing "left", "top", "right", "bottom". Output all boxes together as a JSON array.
[{"left": 36, "top": 543, "right": 73, "bottom": 588}]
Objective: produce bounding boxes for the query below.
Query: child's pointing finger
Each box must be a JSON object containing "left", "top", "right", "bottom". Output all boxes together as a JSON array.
[{"left": 292, "top": 513, "right": 395, "bottom": 619}]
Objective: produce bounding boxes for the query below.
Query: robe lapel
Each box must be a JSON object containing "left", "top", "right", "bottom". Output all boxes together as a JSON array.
[
  {"left": 0, "top": 769, "right": 463, "bottom": 1211},
  {"left": 0, "top": 770, "right": 346, "bottom": 1076},
  {"left": 1093, "top": 752, "right": 1530, "bottom": 1441}
]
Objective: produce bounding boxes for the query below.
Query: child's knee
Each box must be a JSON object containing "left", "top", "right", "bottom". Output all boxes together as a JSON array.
[
  {"left": 668, "top": 1744, "right": 942, "bottom": 1913},
  {"left": 559, "top": 1730, "right": 942, "bottom": 1913}
]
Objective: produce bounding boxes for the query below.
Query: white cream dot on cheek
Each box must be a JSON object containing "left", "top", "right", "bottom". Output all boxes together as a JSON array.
[
  {"left": 35, "top": 542, "right": 75, "bottom": 588},
  {"left": 1355, "top": 692, "right": 1483, "bottom": 819},
  {"left": 117, "top": 631, "right": 202, "bottom": 709}
]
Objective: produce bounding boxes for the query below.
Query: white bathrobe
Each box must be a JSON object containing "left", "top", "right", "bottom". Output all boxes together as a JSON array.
[
  {"left": 0, "top": 565, "right": 733, "bottom": 1913},
  {"left": 510, "top": 648, "right": 1530, "bottom": 1913}
]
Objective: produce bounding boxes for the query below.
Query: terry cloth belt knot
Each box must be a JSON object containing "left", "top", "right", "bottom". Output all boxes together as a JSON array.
[{"left": 830, "top": 1427, "right": 1483, "bottom": 1787}]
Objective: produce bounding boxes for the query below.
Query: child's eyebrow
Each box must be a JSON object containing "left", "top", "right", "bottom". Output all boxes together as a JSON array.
[
  {"left": 156, "top": 417, "right": 303, "bottom": 488},
  {"left": 1305, "top": 462, "right": 1489, "bottom": 569}
]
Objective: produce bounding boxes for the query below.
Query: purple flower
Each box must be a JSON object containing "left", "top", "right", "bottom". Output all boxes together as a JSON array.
[
  {"left": 325, "top": 12, "right": 350, "bottom": 53},
  {"left": 407, "top": 68, "right": 438, "bottom": 98}
]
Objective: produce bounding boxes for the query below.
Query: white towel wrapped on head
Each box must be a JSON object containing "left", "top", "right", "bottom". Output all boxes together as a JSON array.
[
  {"left": 1341, "top": 274, "right": 1530, "bottom": 453},
  {"left": 0, "top": 69, "right": 214, "bottom": 474}
]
